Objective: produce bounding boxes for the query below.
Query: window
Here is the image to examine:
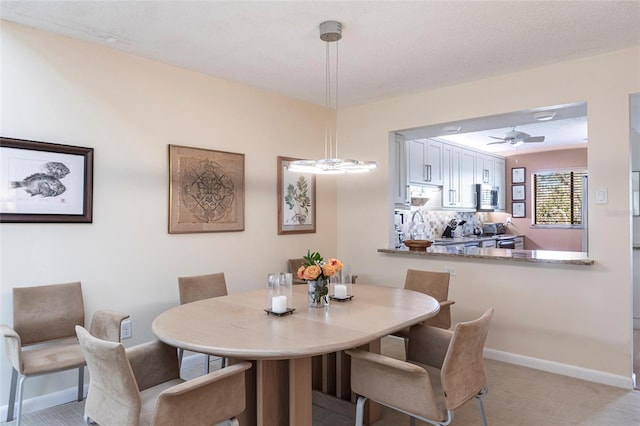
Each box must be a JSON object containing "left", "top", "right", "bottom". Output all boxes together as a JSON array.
[{"left": 533, "top": 170, "right": 587, "bottom": 226}]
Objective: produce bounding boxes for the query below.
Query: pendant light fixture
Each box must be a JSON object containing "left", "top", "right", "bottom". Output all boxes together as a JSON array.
[{"left": 289, "top": 21, "right": 378, "bottom": 174}]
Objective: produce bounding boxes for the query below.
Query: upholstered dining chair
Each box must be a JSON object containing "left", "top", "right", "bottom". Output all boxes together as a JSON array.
[
  {"left": 0, "top": 281, "right": 129, "bottom": 426},
  {"left": 347, "top": 308, "right": 494, "bottom": 426},
  {"left": 177, "top": 272, "right": 228, "bottom": 373},
  {"left": 288, "top": 258, "right": 307, "bottom": 284},
  {"left": 75, "top": 326, "right": 251, "bottom": 426},
  {"left": 393, "top": 269, "right": 455, "bottom": 353}
]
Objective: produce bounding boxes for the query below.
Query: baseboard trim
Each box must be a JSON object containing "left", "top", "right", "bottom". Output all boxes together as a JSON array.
[
  {"left": 484, "top": 348, "right": 634, "bottom": 390},
  {"left": 0, "top": 353, "right": 213, "bottom": 419}
]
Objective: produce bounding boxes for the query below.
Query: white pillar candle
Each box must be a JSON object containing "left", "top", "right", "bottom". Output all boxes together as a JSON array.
[
  {"left": 334, "top": 284, "right": 348, "bottom": 299},
  {"left": 271, "top": 295, "right": 287, "bottom": 313}
]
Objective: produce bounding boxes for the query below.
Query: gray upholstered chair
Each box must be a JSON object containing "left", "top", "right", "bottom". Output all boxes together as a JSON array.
[
  {"left": 347, "top": 308, "right": 494, "bottom": 426},
  {"left": 177, "top": 272, "right": 228, "bottom": 373},
  {"left": 288, "top": 258, "right": 307, "bottom": 284},
  {"left": 393, "top": 269, "right": 455, "bottom": 353},
  {"left": 75, "top": 326, "right": 251, "bottom": 426},
  {"left": 0, "top": 281, "right": 129, "bottom": 426}
]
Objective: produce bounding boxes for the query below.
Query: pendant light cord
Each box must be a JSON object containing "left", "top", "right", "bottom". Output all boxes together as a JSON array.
[{"left": 324, "top": 36, "right": 340, "bottom": 160}]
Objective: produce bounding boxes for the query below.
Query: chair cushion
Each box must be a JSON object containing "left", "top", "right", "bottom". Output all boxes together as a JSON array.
[
  {"left": 21, "top": 340, "right": 85, "bottom": 375},
  {"left": 139, "top": 378, "right": 184, "bottom": 426}
]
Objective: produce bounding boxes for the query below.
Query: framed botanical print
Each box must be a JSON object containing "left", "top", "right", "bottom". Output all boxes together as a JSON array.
[
  {"left": 0, "top": 137, "right": 93, "bottom": 223},
  {"left": 512, "top": 202, "right": 526, "bottom": 218},
  {"left": 277, "top": 156, "right": 316, "bottom": 234},
  {"left": 512, "top": 184, "right": 526, "bottom": 201},
  {"left": 512, "top": 167, "right": 526, "bottom": 184},
  {"left": 169, "top": 144, "right": 244, "bottom": 233}
]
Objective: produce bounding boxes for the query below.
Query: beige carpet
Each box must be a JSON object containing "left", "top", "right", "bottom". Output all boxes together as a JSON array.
[{"left": 3, "top": 337, "right": 640, "bottom": 426}]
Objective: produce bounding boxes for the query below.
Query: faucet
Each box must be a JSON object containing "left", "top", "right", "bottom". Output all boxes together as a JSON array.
[
  {"left": 409, "top": 210, "right": 425, "bottom": 239},
  {"left": 411, "top": 210, "right": 424, "bottom": 224}
]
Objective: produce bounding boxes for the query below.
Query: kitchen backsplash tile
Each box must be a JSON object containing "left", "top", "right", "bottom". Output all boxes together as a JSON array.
[{"left": 396, "top": 209, "right": 489, "bottom": 240}]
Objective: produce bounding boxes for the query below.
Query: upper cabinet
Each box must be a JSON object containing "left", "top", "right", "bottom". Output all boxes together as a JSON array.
[
  {"left": 401, "top": 137, "right": 506, "bottom": 211},
  {"left": 392, "top": 133, "right": 410, "bottom": 207},
  {"left": 408, "top": 139, "right": 443, "bottom": 186}
]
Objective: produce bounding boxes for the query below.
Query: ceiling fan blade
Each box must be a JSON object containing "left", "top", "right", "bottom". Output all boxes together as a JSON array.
[
  {"left": 489, "top": 136, "right": 506, "bottom": 141},
  {"left": 487, "top": 140, "right": 506, "bottom": 145},
  {"left": 524, "top": 136, "right": 545, "bottom": 143}
]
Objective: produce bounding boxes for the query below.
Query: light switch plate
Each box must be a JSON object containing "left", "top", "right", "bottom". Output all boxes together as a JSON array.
[{"left": 596, "top": 188, "right": 608, "bottom": 204}]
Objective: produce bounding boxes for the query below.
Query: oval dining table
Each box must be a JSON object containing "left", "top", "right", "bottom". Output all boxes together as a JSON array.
[{"left": 152, "top": 283, "right": 440, "bottom": 426}]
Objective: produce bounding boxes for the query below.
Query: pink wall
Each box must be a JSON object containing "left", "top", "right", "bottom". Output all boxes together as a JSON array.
[{"left": 502, "top": 147, "right": 587, "bottom": 251}]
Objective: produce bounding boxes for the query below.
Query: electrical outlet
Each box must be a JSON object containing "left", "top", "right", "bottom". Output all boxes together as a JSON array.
[
  {"left": 120, "top": 319, "right": 132, "bottom": 339},
  {"left": 444, "top": 267, "right": 456, "bottom": 276},
  {"left": 506, "top": 217, "right": 512, "bottom": 225}
]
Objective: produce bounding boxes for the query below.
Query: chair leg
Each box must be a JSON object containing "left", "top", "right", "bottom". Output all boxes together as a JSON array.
[
  {"left": 410, "top": 416, "right": 416, "bottom": 426},
  {"left": 178, "top": 348, "right": 184, "bottom": 368},
  {"left": 15, "top": 374, "right": 27, "bottom": 426},
  {"left": 221, "top": 357, "right": 227, "bottom": 368},
  {"left": 355, "top": 396, "right": 367, "bottom": 426},
  {"left": 6, "top": 368, "right": 18, "bottom": 421},
  {"left": 475, "top": 388, "right": 489, "bottom": 426},
  {"left": 205, "top": 355, "right": 211, "bottom": 374},
  {"left": 77, "top": 366, "right": 84, "bottom": 401}
]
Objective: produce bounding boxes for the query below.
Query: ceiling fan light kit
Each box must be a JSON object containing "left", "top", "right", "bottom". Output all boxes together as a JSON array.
[
  {"left": 487, "top": 128, "right": 546, "bottom": 145},
  {"left": 289, "top": 21, "right": 378, "bottom": 175}
]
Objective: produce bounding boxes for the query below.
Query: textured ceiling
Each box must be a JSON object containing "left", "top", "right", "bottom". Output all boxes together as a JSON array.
[{"left": 1, "top": 0, "right": 639, "bottom": 153}]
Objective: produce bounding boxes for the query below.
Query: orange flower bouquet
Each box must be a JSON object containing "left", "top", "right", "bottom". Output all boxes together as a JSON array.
[{"left": 297, "top": 250, "right": 343, "bottom": 307}]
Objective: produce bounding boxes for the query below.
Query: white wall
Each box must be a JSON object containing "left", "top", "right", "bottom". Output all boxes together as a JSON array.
[
  {"left": 337, "top": 47, "right": 640, "bottom": 385},
  {"left": 0, "top": 22, "right": 338, "bottom": 402}
]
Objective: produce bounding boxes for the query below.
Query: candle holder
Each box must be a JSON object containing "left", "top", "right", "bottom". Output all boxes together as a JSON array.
[
  {"left": 330, "top": 266, "right": 353, "bottom": 301},
  {"left": 267, "top": 272, "right": 294, "bottom": 315}
]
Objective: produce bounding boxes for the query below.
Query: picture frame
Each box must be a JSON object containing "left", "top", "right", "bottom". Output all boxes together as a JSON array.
[
  {"left": 512, "top": 167, "right": 526, "bottom": 184},
  {"left": 169, "top": 144, "right": 244, "bottom": 234},
  {"left": 277, "top": 156, "right": 316, "bottom": 235},
  {"left": 0, "top": 137, "right": 93, "bottom": 223},
  {"left": 512, "top": 202, "right": 526, "bottom": 218},
  {"left": 512, "top": 184, "right": 526, "bottom": 201}
]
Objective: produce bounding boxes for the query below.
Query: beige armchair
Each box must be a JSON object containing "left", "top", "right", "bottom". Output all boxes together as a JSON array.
[
  {"left": 0, "top": 281, "right": 129, "bottom": 426},
  {"left": 177, "top": 272, "right": 228, "bottom": 372},
  {"left": 393, "top": 269, "right": 455, "bottom": 352},
  {"left": 347, "top": 308, "right": 494, "bottom": 426},
  {"left": 288, "top": 258, "right": 307, "bottom": 284},
  {"left": 75, "top": 326, "right": 251, "bottom": 426}
]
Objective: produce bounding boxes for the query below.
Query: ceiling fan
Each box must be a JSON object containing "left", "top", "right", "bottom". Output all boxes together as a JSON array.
[{"left": 487, "top": 128, "right": 545, "bottom": 145}]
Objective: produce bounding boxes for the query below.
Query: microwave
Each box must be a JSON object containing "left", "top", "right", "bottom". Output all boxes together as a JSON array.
[{"left": 475, "top": 184, "right": 498, "bottom": 211}]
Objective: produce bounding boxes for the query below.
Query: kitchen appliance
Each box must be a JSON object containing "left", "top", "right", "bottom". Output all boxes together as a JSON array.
[
  {"left": 475, "top": 184, "right": 499, "bottom": 211},
  {"left": 482, "top": 222, "right": 505, "bottom": 235},
  {"left": 496, "top": 236, "right": 515, "bottom": 249},
  {"left": 441, "top": 219, "right": 458, "bottom": 238}
]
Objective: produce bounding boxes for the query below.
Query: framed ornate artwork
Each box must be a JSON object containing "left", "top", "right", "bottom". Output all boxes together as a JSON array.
[
  {"left": 512, "top": 184, "right": 526, "bottom": 201},
  {"left": 512, "top": 202, "right": 526, "bottom": 218},
  {"left": 0, "top": 137, "right": 93, "bottom": 223},
  {"left": 277, "top": 156, "right": 316, "bottom": 235},
  {"left": 169, "top": 145, "right": 244, "bottom": 233},
  {"left": 512, "top": 167, "right": 526, "bottom": 184}
]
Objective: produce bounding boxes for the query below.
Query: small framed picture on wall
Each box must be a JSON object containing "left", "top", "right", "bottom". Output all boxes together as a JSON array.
[
  {"left": 512, "top": 202, "right": 526, "bottom": 218},
  {"left": 512, "top": 184, "right": 525, "bottom": 201},
  {"left": 512, "top": 167, "right": 526, "bottom": 184}
]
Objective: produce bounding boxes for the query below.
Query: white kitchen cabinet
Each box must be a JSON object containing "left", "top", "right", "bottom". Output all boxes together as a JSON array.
[
  {"left": 442, "top": 145, "right": 476, "bottom": 209},
  {"left": 442, "top": 144, "right": 461, "bottom": 207},
  {"left": 392, "top": 133, "right": 410, "bottom": 207},
  {"left": 476, "top": 153, "right": 495, "bottom": 185},
  {"left": 460, "top": 149, "right": 477, "bottom": 208},
  {"left": 408, "top": 139, "right": 443, "bottom": 186}
]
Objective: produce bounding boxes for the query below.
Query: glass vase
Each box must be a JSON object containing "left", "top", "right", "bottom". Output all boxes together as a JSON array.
[{"left": 308, "top": 279, "right": 329, "bottom": 308}]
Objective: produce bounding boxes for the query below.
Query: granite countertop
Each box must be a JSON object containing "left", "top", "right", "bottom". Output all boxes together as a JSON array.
[{"left": 378, "top": 246, "right": 594, "bottom": 265}]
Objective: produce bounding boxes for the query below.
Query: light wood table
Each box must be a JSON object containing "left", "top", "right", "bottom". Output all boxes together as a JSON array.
[{"left": 152, "top": 284, "right": 439, "bottom": 426}]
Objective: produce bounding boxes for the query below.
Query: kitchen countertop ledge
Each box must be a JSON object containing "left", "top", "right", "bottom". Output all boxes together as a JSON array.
[{"left": 378, "top": 246, "right": 594, "bottom": 265}]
